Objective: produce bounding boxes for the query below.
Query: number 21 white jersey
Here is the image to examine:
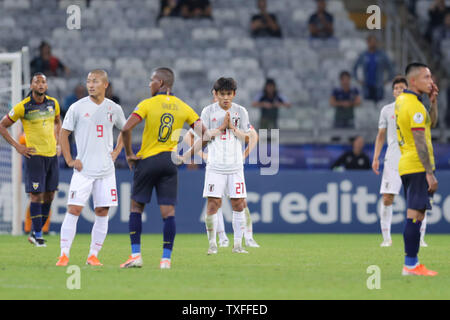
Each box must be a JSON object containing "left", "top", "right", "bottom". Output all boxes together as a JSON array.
[{"left": 201, "top": 102, "right": 251, "bottom": 174}]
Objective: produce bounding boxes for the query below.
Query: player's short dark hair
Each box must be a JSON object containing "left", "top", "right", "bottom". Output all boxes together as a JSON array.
[
  {"left": 31, "top": 72, "right": 46, "bottom": 84},
  {"left": 155, "top": 67, "right": 175, "bottom": 88},
  {"left": 213, "top": 77, "right": 237, "bottom": 92},
  {"left": 339, "top": 71, "right": 351, "bottom": 79},
  {"left": 405, "top": 62, "right": 428, "bottom": 77},
  {"left": 392, "top": 75, "right": 408, "bottom": 89}
]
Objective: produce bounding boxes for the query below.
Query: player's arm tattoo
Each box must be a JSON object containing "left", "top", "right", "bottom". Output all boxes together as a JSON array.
[{"left": 412, "top": 129, "right": 433, "bottom": 173}]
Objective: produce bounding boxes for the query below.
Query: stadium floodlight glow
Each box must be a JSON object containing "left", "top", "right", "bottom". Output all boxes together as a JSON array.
[{"left": 0, "top": 51, "right": 24, "bottom": 236}]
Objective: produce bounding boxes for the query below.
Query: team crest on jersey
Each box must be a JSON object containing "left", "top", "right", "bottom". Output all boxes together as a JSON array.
[
  {"left": 208, "top": 184, "right": 214, "bottom": 192},
  {"left": 107, "top": 112, "right": 113, "bottom": 122},
  {"left": 47, "top": 106, "right": 53, "bottom": 113},
  {"left": 232, "top": 113, "right": 240, "bottom": 128},
  {"left": 413, "top": 112, "right": 424, "bottom": 124},
  {"left": 32, "top": 182, "right": 39, "bottom": 190}
]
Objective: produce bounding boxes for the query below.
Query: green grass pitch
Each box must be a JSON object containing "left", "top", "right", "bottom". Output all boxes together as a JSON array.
[{"left": 0, "top": 233, "right": 449, "bottom": 300}]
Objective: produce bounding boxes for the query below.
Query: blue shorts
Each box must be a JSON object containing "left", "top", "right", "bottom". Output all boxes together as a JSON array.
[
  {"left": 401, "top": 172, "right": 432, "bottom": 211},
  {"left": 131, "top": 152, "right": 178, "bottom": 205},
  {"left": 24, "top": 155, "right": 59, "bottom": 193}
]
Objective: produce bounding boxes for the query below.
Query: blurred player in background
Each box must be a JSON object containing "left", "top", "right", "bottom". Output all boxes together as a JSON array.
[
  {"left": 191, "top": 77, "right": 254, "bottom": 255},
  {"left": 56, "top": 69, "right": 126, "bottom": 266},
  {"left": 20, "top": 133, "right": 53, "bottom": 234},
  {"left": 373, "top": 76, "right": 407, "bottom": 247},
  {"left": 120, "top": 67, "right": 205, "bottom": 269},
  {"left": 183, "top": 90, "right": 260, "bottom": 248},
  {"left": 395, "top": 63, "right": 438, "bottom": 276},
  {"left": 373, "top": 76, "right": 438, "bottom": 247},
  {"left": 0, "top": 73, "right": 61, "bottom": 247}
]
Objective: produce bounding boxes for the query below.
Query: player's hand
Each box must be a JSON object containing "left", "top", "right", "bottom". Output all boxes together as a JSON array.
[
  {"left": 429, "top": 82, "right": 439, "bottom": 104},
  {"left": 111, "top": 150, "right": 120, "bottom": 162},
  {"left": 126, "top": 154, "right": 141, "bottom": 170},
  {"left": 174, "top": 154, "right": 184, "bottom": 166},
  {"left": 372, "top": 159, "right": 380, "bottom": 175},
  {"left": 219, "top": 112, "right": 230, "bottom": 131},
  {"left": 68, "top": 159, "right": 83, "bottom": 172},
  {"left": 15, "top": 144, "right": 36, "bottom": 158},
  {"left": 426, "top": 172, "right": 438, "bottom": 193},
  {"left": 56, "top": 145, "right": 62, "bottom": 157}
]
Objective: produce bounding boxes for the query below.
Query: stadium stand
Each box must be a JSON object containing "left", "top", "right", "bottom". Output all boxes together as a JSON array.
[{"left": 0, "top": 0, "right": 448, "bottom": 144}]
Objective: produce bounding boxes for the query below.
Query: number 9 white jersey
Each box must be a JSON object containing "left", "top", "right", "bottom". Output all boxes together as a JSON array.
[{"left": 62, "top": 96, "right": 126, "bottom": 178}]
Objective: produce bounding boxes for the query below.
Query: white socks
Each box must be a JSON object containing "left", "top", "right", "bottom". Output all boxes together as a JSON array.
[
  {"left": 60, "top": 212, "right": 79, "bottom": 257},
  {"left": 380, "top": 204, "right": 393, "bottom": 242},
  {"left": 243, "top": 207, "right": 253, "bottom": 240},
  {"left": 216, "top": 207, "right": 254, "bottom": 243},
  {"left": 60, "top": 213, "right": 109, "bottom": 258},
  {"left": 216, "top": 208, "right": 228, "bottom": 242},
  {"left": 421, "top": 214, "right": 427, "bottom": 241},
  {"left": 232, "top": 210, "right": 246, "bottom": 247},
  {"left": 205, "top": 213, "right": 218, "bottom": 246},
  {"left": 89, "top": 215, "right": 109, "bottom": 257}
]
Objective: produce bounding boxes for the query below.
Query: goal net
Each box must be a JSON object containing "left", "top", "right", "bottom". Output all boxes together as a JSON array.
[{"left": 0, "top": 51, "right": 25, "bottom": 235}]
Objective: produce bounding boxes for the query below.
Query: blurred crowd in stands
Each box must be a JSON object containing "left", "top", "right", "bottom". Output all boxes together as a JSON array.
[{"left": 24, "top": 0, "right": 448, "bottom": 136}]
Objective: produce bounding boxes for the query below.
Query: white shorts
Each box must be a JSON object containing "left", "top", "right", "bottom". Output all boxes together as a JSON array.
[
  {"left": 67, "top": 171, "right": 118, "bottom": 208},
  {"left": 380, "top": 165, "right": 402, "bottom": 195},
  {"left": 203, "top": 170, "right": 247, "bottom": 199}
]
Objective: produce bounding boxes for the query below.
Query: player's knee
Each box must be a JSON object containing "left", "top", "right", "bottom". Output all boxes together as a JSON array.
[
  {"left": 43, "top": 191, "right": 55, "bottom": 203},
  {"left": 30, "top": 192, "right": 44, "bottom": 203},
  {"left": 95, "top": 207, "right": 109, "bottom": 217},
  {"left": 231, "top": 199, "right": 246, "bottom": 212},
  {"left": 68, "top": 205, "right": 83, "bottom": 216},
  {"left": 207, "top": 198, "right": 221, "bottom": 214},
  {"left": 383, "top": 194, "right": 394, "bottom": 206},
  {"left": 160, "top": 205, "right": 175, "bottom": 219},
  {"left": 130, "top": 200, "right": 145, "bottom": 213}
]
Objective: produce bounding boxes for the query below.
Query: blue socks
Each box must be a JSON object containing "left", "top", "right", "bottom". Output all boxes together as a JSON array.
[
  {"left": 403, "top": 218, "right": 422, "bottom": 267},
  {"left": 129, "top": 212, "right": 142, "bottom": 255},
  {"left": 30, "top": 202, "right": 43, "bottom": 238},
  {"left": 129, "top": 213, "right": 176, "bottom": 259},
  {"left": 162, "top": 216, "right": 176, "bottom": 259},
  {"left": 41, "top": 202, "right": 51, "bottom": 226}
]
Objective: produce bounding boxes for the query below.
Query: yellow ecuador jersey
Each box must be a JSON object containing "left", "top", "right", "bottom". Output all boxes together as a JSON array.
[
  {"left": 132, "top": 93, "right": 199, "bottom": 159},
  {"left": 8, "top": 94, "right": 60, "bottom": 157},
  {"left": 395, "top": 90, "right": 434, "bottom": 176}
]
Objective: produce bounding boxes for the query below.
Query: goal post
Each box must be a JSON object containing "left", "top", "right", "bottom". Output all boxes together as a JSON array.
[{"left": 0, "top": 51, "right": 24, "bottom": 236}]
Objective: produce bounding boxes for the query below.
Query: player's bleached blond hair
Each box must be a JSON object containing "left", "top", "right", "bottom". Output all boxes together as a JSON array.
[{"left": 88, "top": 69, "right": 109, "bottom": 83}]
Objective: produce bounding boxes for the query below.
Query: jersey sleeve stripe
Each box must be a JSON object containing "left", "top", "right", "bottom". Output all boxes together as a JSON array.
[
  {"left": 190, "top": 118, "right": 201, "bottom": 128},
  {"left": 132, "top": 112, "right": 143, "bottom": 121},
  {"left": 6, "top": 114, "right": 15, "bottom": 123}
]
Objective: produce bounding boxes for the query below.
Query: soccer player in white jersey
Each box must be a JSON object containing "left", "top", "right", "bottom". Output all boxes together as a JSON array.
[
  {"left": 372, "top": 76, "right": 438, "bottom": 247},
  {"left": 56, "top": 70, "right": 126, "bottom": 266},
  {"left": 188, "top": 78, "right": 253, "bottom": 254},
  {"left": 183, "top": 92, "right": 260, "bottom": 249}
]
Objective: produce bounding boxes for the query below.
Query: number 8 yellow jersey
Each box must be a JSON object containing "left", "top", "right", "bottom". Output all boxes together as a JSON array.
[
  {"left": 395, "top": 90, "right": 435, "bottom": 176},
  {"left": 132, "top": 93, "right": 199, "bottom": 159}
]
